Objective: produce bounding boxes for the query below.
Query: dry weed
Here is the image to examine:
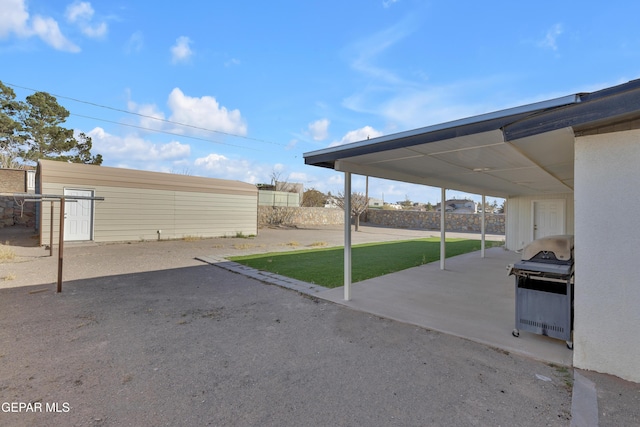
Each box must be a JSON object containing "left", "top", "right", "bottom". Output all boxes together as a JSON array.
[
  {"left": 233, "top": 243, "right": 256, "bottom": 250},
  {"left": 308, "top": 241, "right": 328, "bottom": 247},
  {"left": 0, "top": 244, "right": 16, "bottom": 262}
]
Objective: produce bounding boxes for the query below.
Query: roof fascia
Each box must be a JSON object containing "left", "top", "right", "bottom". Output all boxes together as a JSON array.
[
  {"left": 504, "top": 80, "right": 640, "bottom": 141},
  {"left": 304, "top": 95, "right": 580, "bottom": 169}
]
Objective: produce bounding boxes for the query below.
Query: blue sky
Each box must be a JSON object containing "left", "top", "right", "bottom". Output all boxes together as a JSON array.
[{"left": 2, "top": 0, "right": 640, "bottom": 204}]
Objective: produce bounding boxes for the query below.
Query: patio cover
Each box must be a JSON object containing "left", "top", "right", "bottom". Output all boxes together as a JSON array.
[
  {"left": 305, "top": 79, "right": 640, "bottom": 198},
  {"left": 303, "top": 79, "right": 640, "bottom": 298}
]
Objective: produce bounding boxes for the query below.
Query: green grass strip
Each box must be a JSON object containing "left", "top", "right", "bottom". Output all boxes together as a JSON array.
[{"left": 229, "top": 238, "right": 502, "bottom": 288}]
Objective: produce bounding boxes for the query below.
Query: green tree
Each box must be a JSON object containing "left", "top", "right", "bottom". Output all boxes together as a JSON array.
[
  {"left": 20, "top": 91, "right": 102, "bottom": 165},
  {"left": 0, "top": 81, "right": 102, "bottom": 166},
  {"left": 0, "top": 82, "right": 26, "bottom": 167}
]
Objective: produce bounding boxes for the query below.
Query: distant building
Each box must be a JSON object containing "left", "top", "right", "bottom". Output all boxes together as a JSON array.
[{"left": 368, "top": 197, "right": 384, "bottom": 208}]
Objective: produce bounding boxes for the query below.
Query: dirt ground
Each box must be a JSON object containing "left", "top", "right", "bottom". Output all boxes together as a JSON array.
[{"left": 0, "top": 225, "right": 637, "bottom": 426}]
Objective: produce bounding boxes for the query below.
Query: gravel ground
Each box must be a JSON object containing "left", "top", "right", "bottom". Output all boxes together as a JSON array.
[{"left": 0, "top": 225, "right": 637, "bottom": 426}]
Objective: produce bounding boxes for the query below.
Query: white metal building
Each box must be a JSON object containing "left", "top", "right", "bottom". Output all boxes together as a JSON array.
[{"left": 37, "top": 160, "right": 258, "bottom": 244}]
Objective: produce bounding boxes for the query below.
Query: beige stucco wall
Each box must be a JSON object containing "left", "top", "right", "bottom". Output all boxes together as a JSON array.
[
  {"left": 573, "top": 129, "right": 640, "bottom": 383},
  {"left": 38, "top": 160, "right": 258, "bottom": 244},
  {"left": 505, "top": 193, "right": 574, "bottom": 251}
]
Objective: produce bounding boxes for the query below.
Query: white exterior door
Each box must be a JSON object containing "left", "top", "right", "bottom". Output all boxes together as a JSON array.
[
  {"left": 64, "top": 189, "right": 93, "bottom": 241},
  {"left": 533, "top": 200, "right": 565, "bottom": 240}
]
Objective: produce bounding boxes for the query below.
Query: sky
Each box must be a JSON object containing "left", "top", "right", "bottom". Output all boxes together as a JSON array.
[{"left": 2, "top": 0, "right": 640, "bottom": 205}]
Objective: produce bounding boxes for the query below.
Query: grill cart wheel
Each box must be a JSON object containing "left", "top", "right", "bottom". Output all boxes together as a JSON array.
[
  {"left": 567, "top": 341, "right": 573, "bottom": 350},
  {"left": 512, "top": 329, "right": 520, "bottom": 337}
]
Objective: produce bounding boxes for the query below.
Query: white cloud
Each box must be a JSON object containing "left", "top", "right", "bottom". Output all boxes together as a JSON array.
[
  {"left": 125, "top": 31, "right": 143, "bottom": 54},
  {"left": 346, "top": 17, "right": 416, "bottom": 85},
  {"left": 194, "top": 153, "right": 266, "bottom": 184},
  {"left": 0, "top": 0, "right": 80, "bottom": 51},
  {"left": 171, "top": 36, "right": 193, "bottom": 64},
  {"left": 88, "top": 127, "right": 190, "bottom": 161},
  {"left": 225, "top": 58, "right": 240, "bottom": 67},
  {"left": 539, "top": 23, "right": 563, "bottom": 51},
  {"left": 308, "top": 118, "right": 330, "bottom": 141},
  {"left": 329, "top": 126, "right": 383, "bottom": 147},
  {"left": 344, "top": 71, "right": 518, "bottom": 130},
  {"left": 0, "top": 0, "right": 30, "bottom": 38},
  {"left": 61, "top": 1, "right": 110, "bottom": 41},
  {"left": 127, "top": 99, "right": 166, "bottom": 131},
  {"left": 167, "top": 88, "right": 247, "bottom": 136},
  {"left": 383, "top": 0, "right": 399, "bottom": 8},
  {"left": 286, "top": 139, "right": 298, "bottom": 150},
  {"left": 31, "top": 15, "right": 80, "bottom": 52}
]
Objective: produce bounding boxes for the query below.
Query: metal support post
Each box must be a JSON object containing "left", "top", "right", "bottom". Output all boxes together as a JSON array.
[
  {"left": 440, "top": 187, "right": 446, "bottom": 270},
  {"left": 344, "top": 172, "right": 352, "bottom": 301},
  {"left": 57, "top": 198, "right": 65, "bottom": 293}
]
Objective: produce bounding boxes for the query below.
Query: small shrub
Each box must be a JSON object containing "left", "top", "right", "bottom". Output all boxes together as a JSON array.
[
  {"left": 308, "top": 241, "right": 328, "bottom": 247},
  {"left": 0, "top": 244, "right": 16, "bottom": 262}
]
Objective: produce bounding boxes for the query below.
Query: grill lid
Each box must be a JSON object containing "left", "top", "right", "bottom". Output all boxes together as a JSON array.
[{"left": 522, "top": 234, "right": 574, "bottom": 261}]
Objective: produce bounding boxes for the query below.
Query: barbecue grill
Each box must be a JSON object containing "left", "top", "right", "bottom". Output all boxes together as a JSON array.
[{"left": 508, "top": 235, "right": 574, "bottom": 349}]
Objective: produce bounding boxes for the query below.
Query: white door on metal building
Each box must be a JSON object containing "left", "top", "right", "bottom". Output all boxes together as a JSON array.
[
  {"left": 64, "top": 189, "right": 93, "bottom": 241},
  {"left": 533, "top": 200, "right": 565, "bottom": 240}
]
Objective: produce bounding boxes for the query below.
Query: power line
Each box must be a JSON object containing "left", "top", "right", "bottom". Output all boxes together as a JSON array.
[
  {"left": 5, "top": 82, "right": 288, "bottom": 148},
  {"left": 71, "top": 113, "right": 261, "bottom": 151}
]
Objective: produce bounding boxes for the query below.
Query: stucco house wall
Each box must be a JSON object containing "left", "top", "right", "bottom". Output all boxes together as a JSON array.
[
  {"left": 37, "top": 160, "right": 258, "bottom": 245},
  {"left": 573, "top": 129, "right": 640, "bottom": 383}
]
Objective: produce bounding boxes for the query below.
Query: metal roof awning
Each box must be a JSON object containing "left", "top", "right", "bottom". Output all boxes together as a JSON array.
[{"left": 304, "top": 79, "right": 640, "bottom": 198}]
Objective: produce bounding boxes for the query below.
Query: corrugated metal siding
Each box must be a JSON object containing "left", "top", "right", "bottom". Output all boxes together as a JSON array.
[
  {"left": 38, "top": 160, "right": 257, "bottom": 244},
  {"left": 505, "top": 193, "right": 574, "bottom": 251}
]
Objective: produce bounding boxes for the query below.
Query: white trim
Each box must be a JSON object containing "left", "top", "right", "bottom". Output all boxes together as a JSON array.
[{"left": 63, "top": 187, "right": 95, "bottom": 241}]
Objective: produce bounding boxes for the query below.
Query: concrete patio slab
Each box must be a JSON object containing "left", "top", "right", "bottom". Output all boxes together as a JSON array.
[{"left": 317, "top": 246, "right": 574, "bottom": 366}]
